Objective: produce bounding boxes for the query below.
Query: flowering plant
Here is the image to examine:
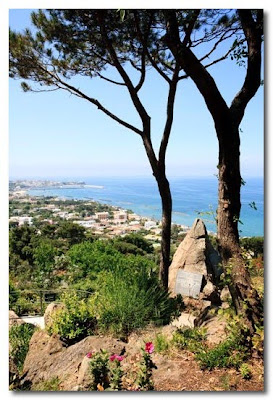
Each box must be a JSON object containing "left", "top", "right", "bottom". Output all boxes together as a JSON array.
[
  {"left": 109, "top": 354, "right": 124, "bottom": 362},
  {"left": 137, "top": 342, "right": 157, "bottom": 390},
  {"left": 145, "top": 342, "right": 154, "bottom": 354}
]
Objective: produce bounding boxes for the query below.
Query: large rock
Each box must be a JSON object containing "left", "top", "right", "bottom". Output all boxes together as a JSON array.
[
  {"left": 168, "top": 219, "right": 222, "bottom": 302},
  {"left": 22, "top": 330, "right": 125, "bottom": 390},
  {"left": 44, "top": 302, "right": 65, "bottom": 330},
  {"left": 9, "top": 310, "right": 25, "bottom": 329}
]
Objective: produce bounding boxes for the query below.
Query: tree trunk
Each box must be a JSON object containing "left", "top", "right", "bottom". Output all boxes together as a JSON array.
[
  {"left": 155, "top": 172, "right": 172, "bottom": 289},
  {"left": 217, "top": 123, "right": 263, "bottom": 331},
  {"left": 217, "top": 124, "right": 242, "bottom": 262}
]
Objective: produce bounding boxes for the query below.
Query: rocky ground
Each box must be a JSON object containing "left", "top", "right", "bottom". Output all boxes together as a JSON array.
[{"left": 10, "top": 321, "right": 263, "bottom": 392}]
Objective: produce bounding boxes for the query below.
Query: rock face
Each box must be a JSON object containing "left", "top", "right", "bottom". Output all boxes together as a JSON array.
[
  {"left": 168, "top": 219, "right": 222, "bottom": 302},
  {"left": 9, "top": 310, "right": 25, "bottom": 329},
  {"left": 44, "top": 302, "right": 65, "bottom": 330},
  {"left": 22, "top": 330, "right": 125, "bottom": 390}
]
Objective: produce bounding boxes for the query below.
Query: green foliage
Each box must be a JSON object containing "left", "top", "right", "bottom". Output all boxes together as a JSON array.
[
  {"left": 33, "top": 239, "right": 58, "bottom": 289},
  {"left": 172, "top": 323, "right": 250, "bottom": 371},
  {"left": 32, "top": 377, "right": 61, "bottom": 391},
  {"left": 9, "top": 281, "right": 19, "bottom": 309},
  {"left": 154, "top": 333, "right": 169, "bottom": 353},
  {"left": 95, "top": 266, "right": 182, "bottom": 336},
  {"left": 67, "top": 240, "right": 157, "bottom": 285},
  {"left": 172, "top": 327, "right": 207, "bottom": 353},
  {"left": 252, "top": 325, "right": 264, "bottom": 356},
  {"left": 195, "top": 327, "right": 249, "bottom": 370},
  {"left": 9, "top": 323, "right": 36, "bottom": 373},
  {"left": 111, "top": 240, "right": 145, "bottom": 256},
  {"left": 239, "top": 363, "right": 252, "bottom": 380},
  {"left": 9, "top": 225, "right": 37, "bottom": 263},
  {"left": 47, "top": 290, "right": 96, "bottom": 343},
  {"left": 240, "top": 236, "right": 264, "bottom": 257},
  {"left": 11, "top": 293, "right": 41, "bottom": 315},
  {"left": 117, "top": 234, "right": 154, "bottom": 254},
  {"left": 55, "top": 221, "right": 86, "bottom": 247},
  {"left": 136, "top": 345, "right": 157, "bottom": 391},
  {"left": 109, "top": 358, "right": 124, "bottom": 391},
  {"left": 89, "top": 350, "right": 110, "bottom": 390}
]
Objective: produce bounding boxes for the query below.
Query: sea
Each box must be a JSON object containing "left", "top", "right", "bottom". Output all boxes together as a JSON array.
[{"left": 28, "top": 176, "right": 264, "bottom": 237}]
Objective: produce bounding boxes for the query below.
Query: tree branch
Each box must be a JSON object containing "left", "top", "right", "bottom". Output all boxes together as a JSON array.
[
  {"left": 97, "top": 72, "right": 126, "bottom": 86},
  {"left": 36, "top": 64, "right": 142, "bottom": 135},
  {"left": 97, "top": 11, "right": 151, "bottom": 131},
  {"left": 164, "top": 10, "right": 230, "bottom": 130},
  {"left": 230, "top": 9, "right": 263, "bottom": 125},
  {"left": 158, "top": 64, "right": 179, "bottom": 170}
]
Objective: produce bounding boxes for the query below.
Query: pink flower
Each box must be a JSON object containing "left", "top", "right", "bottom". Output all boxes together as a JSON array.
[
  {"left": 145, "top": 342, "right": 154, "bottom": 354},
  {"left": 115, "top": 355, "right": 124, "bottom": 362},
  {"left": 86, "top": 352, "right": 93, "bottom": 358},
  {"left": 109, "top": 354, "right": 124, "bottom": 362}
]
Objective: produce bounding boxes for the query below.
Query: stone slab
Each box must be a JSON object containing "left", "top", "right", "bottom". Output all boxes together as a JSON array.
[{"left": 175, "top": 270, "right": 203, "bottom": 299}]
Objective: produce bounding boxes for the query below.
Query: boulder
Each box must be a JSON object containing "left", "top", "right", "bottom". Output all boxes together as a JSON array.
[
  {"left": 168, "top": 219, "right": 222, "bottom": 303},
  {"left": 9, "top": 310, "right": 25, "bottom": 329},
  {"left": 77, "top": 355, "right": 93, "bottom": 389},
  {"left": 44, "top": 302, "right": 65, "bottom": 330},
  {"left": 22, "top": 330, "right": 125, "bottom": 390}
]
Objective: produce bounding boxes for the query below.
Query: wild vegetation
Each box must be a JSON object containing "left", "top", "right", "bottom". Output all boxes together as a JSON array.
[{"left": 9, "top": 8, "right": 264, "bottom": 391}]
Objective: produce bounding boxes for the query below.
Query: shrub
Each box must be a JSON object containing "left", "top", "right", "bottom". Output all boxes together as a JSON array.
[
  {"left": 195, "top": 330, "right": 249, "bottom": 370},
  {"left": 240, "top": 237, "right": 264, "bottom": 257},
  {"left": 32, "top": 376, "right": 61, "bottom": 391},
  {"left": 89, "top": 350, "right": 110, "bottom": 390},
  {"left": 239, "top": 363, "right": 252, "bottom": 380},
  {"left": 9, "top": 323, "right": 36, "bottom": 373},
  {"left": 118, "top": 233, "right": 154, "bottom": 254},
  {"left": 46, "top": 290, "right": 96, "bottom": 343},
  {"left": 172, "top": 327, "right": 207, "bottom": 353},
  {"left": 154, "top": 334, "right": 169, "bottom": 353},
  {"left": 67, "top": 241, "right": 157, "bottom": 285},
  {"left": 95, "top": 266, "right": 182, "bottom": 336},
  {"left": 9, "top": 281, "right": 19, "bottom": 310}
]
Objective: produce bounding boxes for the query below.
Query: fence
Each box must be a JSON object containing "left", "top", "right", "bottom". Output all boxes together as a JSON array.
[{"left": 9, "top": 288, "right": 93, "bottom": 317}]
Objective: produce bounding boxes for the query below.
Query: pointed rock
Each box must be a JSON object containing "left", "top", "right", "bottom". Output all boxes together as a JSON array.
[{"left": 168, "top": 218, "right": 222, "bottom": 301}]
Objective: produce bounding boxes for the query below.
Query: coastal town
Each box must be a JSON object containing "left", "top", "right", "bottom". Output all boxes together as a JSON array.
[{"left": 9, "top": 180, "right": 189, "bottom": 244}]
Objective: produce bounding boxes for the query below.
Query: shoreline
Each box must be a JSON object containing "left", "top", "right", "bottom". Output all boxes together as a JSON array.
[{"left": 9, "top": 178, "right": 264, "bottom": 238}]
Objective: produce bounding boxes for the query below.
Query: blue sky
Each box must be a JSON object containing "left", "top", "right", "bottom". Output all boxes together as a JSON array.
[{"left": 9, "top": 9, "right": 264, "bottom": 179}]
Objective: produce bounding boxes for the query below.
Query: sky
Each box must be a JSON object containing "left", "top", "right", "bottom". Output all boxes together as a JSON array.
[{"left": 9, "top": 8, "right": 264, "bottom": 179}]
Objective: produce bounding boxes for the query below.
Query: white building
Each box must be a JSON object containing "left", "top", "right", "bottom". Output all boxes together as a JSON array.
[{"left": 144, "top": 220, "right": 157, "bottom": 230}]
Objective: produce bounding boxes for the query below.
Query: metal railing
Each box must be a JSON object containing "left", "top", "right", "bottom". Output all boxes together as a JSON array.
[{"left": 9, "top": 288, "right": 93, "bottom": 317}]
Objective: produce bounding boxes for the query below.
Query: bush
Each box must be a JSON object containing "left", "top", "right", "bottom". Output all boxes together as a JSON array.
[
  {"left": 67, "top": 241, "right": 158, "bottom": 285},
  {"left": 9, "top": 323, "right": 36, "bottom": 373},
  {"left": 47, "top": 290, "right": 96, "bottom": 343},
  {"left": 32, "top": 377, "right": 61, "bottom": 391},
  {"left": 240, "top": 237, "right": 264, "bottom": 257},
  {"left": 117, "top": 233, "right": 154, "bottom": 254},
  {"left": 154, "top": 334, "right": 169, "bottom": 353},
  {"left": 195, "top": 328, "right": 249, "bottom": 370},
  {"left": 172, "top": 327, "right": 207, "bottom": 353},
  {"left": 95, "top": 266, "right": 182, "bottom": 336},
  {"left": 9, "top": 281, "right": 19, "bottom": 310}
]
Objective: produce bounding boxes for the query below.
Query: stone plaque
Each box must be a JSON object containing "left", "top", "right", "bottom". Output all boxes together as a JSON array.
[{"left": 175, "top": 270, "right": 203, "bottom": 298}]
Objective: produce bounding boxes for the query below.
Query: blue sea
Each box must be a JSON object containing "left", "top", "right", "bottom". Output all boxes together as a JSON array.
[{"left": 28, "top": 176, "right": 264, "bottom": 237}]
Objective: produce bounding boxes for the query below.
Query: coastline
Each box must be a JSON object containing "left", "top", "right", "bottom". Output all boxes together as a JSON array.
[{"left": 10, "top": 177, "right": 264, "bottom": 238}]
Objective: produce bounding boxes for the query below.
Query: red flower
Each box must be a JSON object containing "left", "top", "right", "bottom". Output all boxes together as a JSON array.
[
  {"left": 86, "top": 352, "right": 93, "bottom": 358},
  {"left": 145, "top": 342, "right": 154, "bottom": 354}
]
